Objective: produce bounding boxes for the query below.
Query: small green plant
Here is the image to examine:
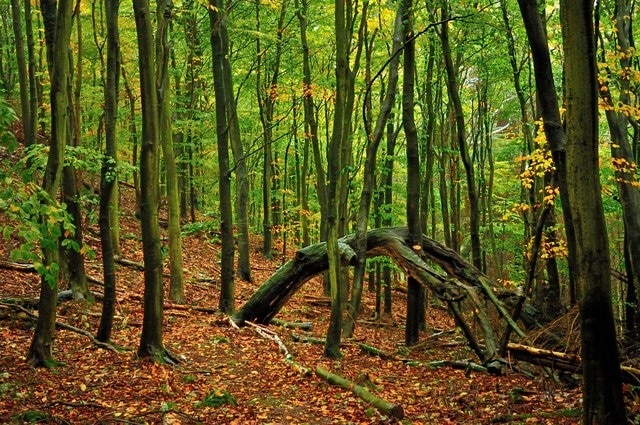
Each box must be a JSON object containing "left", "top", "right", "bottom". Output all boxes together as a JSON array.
[
  {"left": 13, "top": 410, "right": 49, "bottom": 423},
  {"left": 182, "top": 219, "right": 221, "bottom": 243},
  {"left": 198, "top": 389, "right": 236, "bottom": 408},
  {"left": 210, "top": 335, "right": 229, "bottom": 345},
  {"left": 182, "top": 375, "right": 197, "bottom": 384},
  {"left": 160, "top": 401, "right": 179, "bottom": 413}
]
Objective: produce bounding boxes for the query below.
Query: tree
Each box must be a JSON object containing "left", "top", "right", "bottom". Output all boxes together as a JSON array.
[
  {"left": 133, "top": 0, "right": 176, "bottom": 362},
  {"left": 209, "top": 0, "right": 235, "bottom": 314},
  {"left": 156, "top": 0, "right": 185, "bottom": 303},
  {"left": 256, "top": 0, "right": 288, "bottom": 261},
  {"left": 561, "top": 1, "right": 626, "bottom": 422},
  {"left": 9, "top": 0, "right": 33, "bottom": 146},
  {"left": 439, "top": 0, "right": 481, "bottom": 271},
  {"left": 97, "top": 0, "right": 121, "bottom": 343},
  {"left": 324, "top": 0, "right": 351, "bottom": 359},
  {"left": 28, "top": 0, "right": 73, "bottom": 367},
  {"left": 402, "top": 0, "right": 423, "bottom": 346},
  {"left": 517, "top": 0, "right": 578, "bottom": 305},
  {"left": 597, "top": 0, "right": 640, "bottom": 335},
  {"left": 343, "top": 4, "right": 402, "bottom": 338}
]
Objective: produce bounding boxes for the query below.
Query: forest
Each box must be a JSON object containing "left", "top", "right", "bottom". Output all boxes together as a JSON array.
[{"left": 1, "top": 0, "right": 639, "bottom": 423}]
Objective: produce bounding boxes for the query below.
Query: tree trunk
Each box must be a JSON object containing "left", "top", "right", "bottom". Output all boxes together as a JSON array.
[
  {"left": 597, "top": 0, "right": 640, "bottom": 335},
  {"left": 517, "top": 0, "right": 578, "bottom": 305},
  {"left": 97, "top": 0, "right": 120, "bottom": 343},
  {"left": 343, "top": 4, "right": 402, "bottom": 338},
  {"left": 561, "top": 1, "right": 626, "bottom": 423},
  {"left": 439, "top": 2, "right": 481, "bottom": 270},
  {"left": 402, "top": 0, "right": 424, "bottom": 347},
  {"left": 209, "top": 0, "right": 235, "bottom": 314},
  {"left": 28, "top": 0, "right": 73, "bottom": 367},
  {"left": 10, "top": 0, "right": 33, "bottom": 146},
  {"left": 133, "top": 0, "right": 174, "bottom": 362},
  {"left": 324, "top": 0, "right": 349, "bottom": 359},
  {"left": 156, "top": 0, "right": 185, "bottom": 304}
]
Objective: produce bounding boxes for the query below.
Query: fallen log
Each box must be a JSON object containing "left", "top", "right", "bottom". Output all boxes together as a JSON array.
[
  {"left": 316, "top": 365, "right": 404, "bottom": 420},
  {"left": 270, "top": 318, "right": 313, "bottom": 331},
  {"left": 0, "top": 260, "right": 37, "bottom": 273},
  {"left": 506, "top": 342, "right": 640, "bottom": 384}
]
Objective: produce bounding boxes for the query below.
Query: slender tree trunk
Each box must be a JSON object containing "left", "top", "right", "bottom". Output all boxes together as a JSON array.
[
  {"left": 156, "top": 0, "right": 185, "bottom": 303},
  {"left": 561, "top": 1, "right": 626, "bottom": 422},
  {"left": 324, "top": 0, "right": 352, "bottom": 359},
  {"left": 10, "top": 0, "right": 33, "bottom": 146},
  {"left": 402, "top": 0, "right": 424, "bottom": 346},
  {"left": 97, "top": 0, "right": 120, "bottom": 343},
  {"left": 209, "top": 0, "right": 235, "bottom": 313},
  {"left": 517, "top": 0, "right": 578, "bottom": 305},
  {"left": 439, "top": 2, "right": 481, "bottom": 270},
  {"left": 343, "top": 5, "right": 402, "bottom": 338},
  {"left": 25, "top": 0, "right": 38, "bottom": 145},
  {"left": 597, "top": 0, "right": 640, "bottom": 335},
  {"left": 133, "top": 0, "right": 174, "bottom": 362},
  {"left": 28, "top": 0, "right": 72, "bottom": 367}
]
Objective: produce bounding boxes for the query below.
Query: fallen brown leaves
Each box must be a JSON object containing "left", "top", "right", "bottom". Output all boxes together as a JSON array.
[{"left": 0, "top": 193, "right": 588, "bottom": 424}]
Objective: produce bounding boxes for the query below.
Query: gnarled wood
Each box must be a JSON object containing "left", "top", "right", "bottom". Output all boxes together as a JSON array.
[{"left": 232, "top": 227, "right": 525, "bottom": 363}]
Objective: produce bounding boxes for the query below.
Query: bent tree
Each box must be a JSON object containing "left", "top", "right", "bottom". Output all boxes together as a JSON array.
[{"left": 233, "top": 227, "right": 524, "bottom": 364}]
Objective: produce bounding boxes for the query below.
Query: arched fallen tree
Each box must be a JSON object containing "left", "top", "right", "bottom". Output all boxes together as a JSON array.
[{"left": 232, "top": 227, "right": 526, "bottom": 364}]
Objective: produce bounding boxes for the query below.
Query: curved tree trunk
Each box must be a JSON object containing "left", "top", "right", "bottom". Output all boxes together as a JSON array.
[{"left": 232, "top": 227, "right": 525, "bottom": 364}]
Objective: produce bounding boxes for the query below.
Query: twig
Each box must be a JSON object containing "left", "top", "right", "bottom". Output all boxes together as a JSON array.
[{"left": 245, "top": 321, "right": 311, "bottom": 376}]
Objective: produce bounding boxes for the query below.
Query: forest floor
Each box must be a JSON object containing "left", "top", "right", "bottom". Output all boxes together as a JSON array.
[{"left": 0, "top": 182, "right": 600, "bottom": 424}]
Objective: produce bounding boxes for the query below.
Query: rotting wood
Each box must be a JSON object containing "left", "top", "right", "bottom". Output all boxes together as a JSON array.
[
  {"left": 270, "top": 318, "right": 313, "bottom": 331},
  {"left": 316, "top": 365, "right": 404, "bottom": 420},
  {"left": 506, "top": 342, "right": 640, "bottom": 384}
]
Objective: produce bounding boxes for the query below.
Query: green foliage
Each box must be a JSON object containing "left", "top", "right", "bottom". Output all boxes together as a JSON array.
[
  {"left": 182, "top": 218, "right": 221, "bottom": 244},
  {"left": 0, "top": 96, "right": 17, "bottom": 151},
  {"left": 13, "top": 410, "right": 49, "bottom": 423},
  {"left": 0, "top": 177, "right": 76, "bottom": 287},
  {"left": 198, "top": 389, "right": 236, "bottom": 408}
]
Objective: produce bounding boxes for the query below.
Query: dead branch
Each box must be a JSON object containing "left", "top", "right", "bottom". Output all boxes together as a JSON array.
[
  {"left": 0, "top": 301, "right": 120, "bottom": 353},
  {"left": 316, "top": 365, "right": 404, "bottom": 420},
  {"left": 245, "top": 321, "right": 311, "bottom": 376}
]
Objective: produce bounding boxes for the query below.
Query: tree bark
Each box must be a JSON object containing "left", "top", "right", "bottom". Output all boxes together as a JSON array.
[
  {"left": 133, "top": 0, "right": 174, "bottom": 362},
  {"left": 97, "top": 0, "right": 120, "bottom": 343},
  {"left": 561, "top": 1, "right": 626, "bottom": 423},
  {"left": 28, "top": 0, "right": 73, "bottom": 368},
  {"left": 209, "top": 0, "right": 235, "bottom": 314},
  {"left": 156, "top": 0, "right": 185, "bottom": 304}
]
